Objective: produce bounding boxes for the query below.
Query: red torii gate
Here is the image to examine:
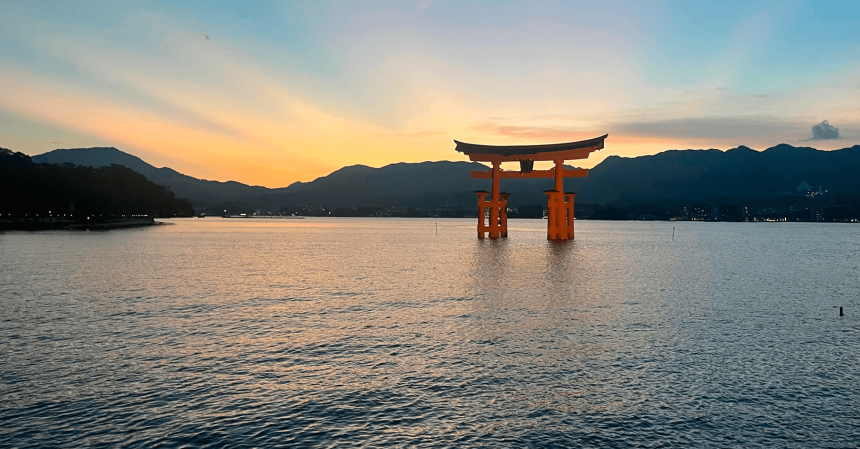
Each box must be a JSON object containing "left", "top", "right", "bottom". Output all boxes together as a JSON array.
[{"left": 454, "top": 134, "right": 607, "bottom": 240}]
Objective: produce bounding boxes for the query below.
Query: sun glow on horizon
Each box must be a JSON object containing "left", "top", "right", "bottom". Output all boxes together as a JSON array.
[{"left": 1, "top": 1, "right": 859, "bottom": 187}]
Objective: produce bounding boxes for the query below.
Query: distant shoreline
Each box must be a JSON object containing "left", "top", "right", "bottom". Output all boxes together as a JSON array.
[{"left": 0, "top": 218, "right": 162, "bottom": 231}]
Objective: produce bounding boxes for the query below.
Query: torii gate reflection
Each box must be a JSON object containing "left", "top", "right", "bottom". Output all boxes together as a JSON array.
[{"left": 454, "top": 135, "right": 608, "bottom": 240}]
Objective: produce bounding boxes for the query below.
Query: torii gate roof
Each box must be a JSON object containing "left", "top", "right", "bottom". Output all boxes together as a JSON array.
[{"left": 454, "top": 134, "right": 607, "bottom": 162}]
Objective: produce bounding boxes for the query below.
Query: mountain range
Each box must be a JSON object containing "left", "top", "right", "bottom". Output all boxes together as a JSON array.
[
  {"left": 30, "top": 143, "right": 860, "bottom": 214},
  {"left": 32, "top": 148, "right": 271, "bottom": 206}
]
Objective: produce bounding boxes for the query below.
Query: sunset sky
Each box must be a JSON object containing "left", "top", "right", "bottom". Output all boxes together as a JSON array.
[{"left": 1, "top": 0, "right": 859, "bottom": 187}]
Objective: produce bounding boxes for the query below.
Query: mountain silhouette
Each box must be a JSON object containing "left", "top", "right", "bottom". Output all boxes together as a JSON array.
[
  {"left": 30, "top": 143, "right": 860, "bottom": 213},
  {"left": 32, "top": 147, "right": 270, "bottom": 206},
  {"left": 31, "top": 147, "right": 568, "bottom": 210},
  {"left": 579, "top": 144, "right": 860, "bottom": 205}
]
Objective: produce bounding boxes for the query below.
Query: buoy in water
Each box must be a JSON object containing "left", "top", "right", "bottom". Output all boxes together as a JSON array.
[{"left": 840, "top": 307, "right": 844, "bottom": 317}]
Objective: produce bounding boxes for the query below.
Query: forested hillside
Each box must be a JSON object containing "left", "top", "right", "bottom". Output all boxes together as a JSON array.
[{"left": 1, "top": 148, "right": 194, "bottom": 221}]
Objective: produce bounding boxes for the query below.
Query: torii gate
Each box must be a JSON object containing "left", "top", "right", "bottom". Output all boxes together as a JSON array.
[{"left": 454, "top": 134, "right": 607, "bottom": 240}]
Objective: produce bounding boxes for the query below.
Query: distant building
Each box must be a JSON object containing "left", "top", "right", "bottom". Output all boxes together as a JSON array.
[
  {"left": 719, "top": 205, "right": 748, "bottom": 222},
  {"left": 684, "top": 205, "right": 712, "bottom": 221}
]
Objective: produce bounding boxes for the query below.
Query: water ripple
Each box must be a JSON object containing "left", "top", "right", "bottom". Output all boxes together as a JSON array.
[{"left": 1, "top": 218, "right": 859, "bottom": 447}]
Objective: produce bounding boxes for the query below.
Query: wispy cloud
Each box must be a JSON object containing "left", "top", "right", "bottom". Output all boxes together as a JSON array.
[
  {"left": 470, "top": 123, "right": 595, "bottom": 142},
  {"left": 376, "top": 130, "right": 442, "bottom": 140},
  {"left": 611, "top": 116, "right": 802, "bottom": 140},
  {"left": 416, "top": 0, "right": 433, "bottom": 13}
]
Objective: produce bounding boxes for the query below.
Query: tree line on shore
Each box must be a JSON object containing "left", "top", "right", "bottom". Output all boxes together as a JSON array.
[
  {"left": 1, "top": 148, "right": 194, "bottom": 222},
  {"left": 201, "top": 199, "right": 859, "bottom": 222}
]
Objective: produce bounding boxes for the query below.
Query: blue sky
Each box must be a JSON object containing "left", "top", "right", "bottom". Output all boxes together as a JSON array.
[{"left": 1, "top": 0, "right": 858, "bottom": 186}]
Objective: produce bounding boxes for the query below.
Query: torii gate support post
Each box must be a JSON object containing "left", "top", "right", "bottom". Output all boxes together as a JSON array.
[
  {"left": 500, "top": 193, "right": 510, "bottom": 238},
  {"left": 565, "top": 192, "right": 576, "bottom": 239},
  {"left": 553, "top": 160, "right": 567, "bottom": 239},
  {"left": 489, "top": 161, "right": 501, "bottom": 238},
  {"left": 544, "top": 190, "right": 576, "bottom": 240},
  {"left": 475, "top": 187, "right": 507, "bottom": 239},
  {"left": 474, "top": 190, "right": 488, "bottom": 238},
  {"left": 544, "top": 160, "right": 572, "bottom": 240},
  {"left": 544, "top": 190, "right": 558, "bottom": 239}
]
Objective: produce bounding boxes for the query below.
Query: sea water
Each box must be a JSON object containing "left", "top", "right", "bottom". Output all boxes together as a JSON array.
[{"left": 1, "top": 218, "right": 858, "bottom": 447}]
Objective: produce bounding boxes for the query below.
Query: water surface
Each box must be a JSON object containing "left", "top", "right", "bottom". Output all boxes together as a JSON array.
[{"left": 2, "top": 218, "right": 859, "bottom": 447}]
